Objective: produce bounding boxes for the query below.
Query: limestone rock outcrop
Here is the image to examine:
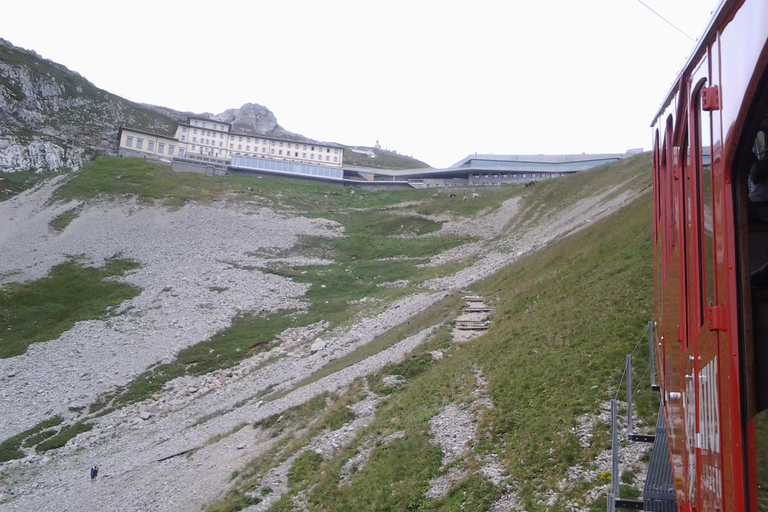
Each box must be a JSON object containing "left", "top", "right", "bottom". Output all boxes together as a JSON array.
[{"left": 0, "top": 39, "right": 306, "bottom": 173}]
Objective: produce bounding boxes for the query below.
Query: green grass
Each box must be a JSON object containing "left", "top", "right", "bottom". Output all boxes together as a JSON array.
[
  {"left": 0, "top": 416, "right": 63, "bottom": 462},
  {"left": 49, "top": 206, "right": 83, "bottom": 231},
  {"left": 51, "top": 157, "right": 233, "bottom": 207},
  {"left": 342, "top": 146, "right": 429, "bottom": 169},
  {"left": 0, "top": 257, "right": 140, "bottom": 358},
  {"left": 0, "top": 171, "right": 61, "bottom": 201},
  {"left": 35, "top": 421, "right": 93, "bottom": 453}
]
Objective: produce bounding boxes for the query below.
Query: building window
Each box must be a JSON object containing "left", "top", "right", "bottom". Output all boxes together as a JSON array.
[
  {"left": 326, "top": 155, "right": 330, "bottom": 161},
  {"left": 136, "top": 139, "right": 143, "bottom": 149},
  {"left": 169, "top": 145, "right": 175, "bottom": 155},
  {"left": 334, "top": 148, "right": 338, "bottom": 154},
  {"left": 125, "top": 136, "right": 133, "bottom": 147},
  {"left": 238, "top": 144, "right": 242, "bottom": 150},
  {"left": 182, "top": 127, "right": 187, "bottom": 132},
  {"left": 271, "top": 149, "right": 274, "bottom": 154},
  {"left": 181, "top": 136, "right": 186, "bottom": 141},
  {"left": 202, "top": 122, "right": 206, "bottom": 128},
  {"left": 193, "top": 129, "right": 198, "bottom": 134},
  {"left": 311, "top": 154, "right": 314, "bottom": 159},
  {"left": 295, "top": 152, "right": 299, "bottom": 157},
  {"left": 279, "top": 150, "right": 283, "bottom": 155},
  {"left": 302, "top": 152, "right": 306, "bottom": 158},
  {"left": 192, "top": 137, "right": 197, "bottom": 143},
  {"left": 158, "top": 143, "right": 165, "bottom": 154},
  {"left": 279, "top": 142, "right": 284, "bottom": 147},
  {"left": 219, "top": 142, "right": 223, "bottom": 147},
  {"left": 246, "top": 146, "right": 250, "bottom": 151},
  {"left": 229, "top": 143, "right": 233, "bottom": 149},
  {"left": 333, "top": 156, "right": 337, "bottom": 162},
  {"left": 194, "top": 121, "right": 199, "bottom": 126},
  {"left": 178, "top": 148, "right": 184, "bottom": 157}
]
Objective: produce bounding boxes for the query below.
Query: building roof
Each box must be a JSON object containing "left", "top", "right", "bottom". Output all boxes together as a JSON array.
[
  {"left": 118, "top": 126, "right": 179, "bottom": 140},
  {"left": 449, "top": 153, "right": 625, "bottom": 168}
]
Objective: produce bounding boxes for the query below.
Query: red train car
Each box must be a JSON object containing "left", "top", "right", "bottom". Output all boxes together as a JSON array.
[{"left": 651, "top": 0, "right": 768, "bottom": 510}]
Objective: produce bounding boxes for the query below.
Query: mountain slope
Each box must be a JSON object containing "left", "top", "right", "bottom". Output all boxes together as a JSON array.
[
  {"left": 0, "top": 153, "right": 654, "bottom": 511},
  {"left": 0, "top": 39, "right": 181, "bottom": 171},
  {"left": 0, "top": 40, "right": 427, "bottom": 172}
]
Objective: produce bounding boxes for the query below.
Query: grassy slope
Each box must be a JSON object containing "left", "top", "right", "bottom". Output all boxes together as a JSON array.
[
  {"left": 0, "top": 258, "right": 140, "bottom": 358},
  {"left": 258, "top": 197, "right": 655, "bottom": 512},
  {"left": 2, "top": 154, "right": 658, "bottom": 510},
  {"left": 342, "top": 146, "right": 430, "bottom": 169},
  {"left": 207, "top": 156, "right": 657, "bottom": 512}
]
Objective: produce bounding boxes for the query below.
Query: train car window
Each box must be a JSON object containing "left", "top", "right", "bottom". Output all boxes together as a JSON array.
[
  {"left": 655, "top": 130, "right": 665, "bottom": 325},
  {"left": 683, "top": 123, "right": 700, "bottom": 332},
  {"left": 666, "top": 116, "right": 676, "bottom": 265},
  {"left": 661, "top": 134, "right": 670, "bottom": 276}
]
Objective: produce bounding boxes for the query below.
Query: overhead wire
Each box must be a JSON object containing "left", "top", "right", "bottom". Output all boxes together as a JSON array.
[{"left": 635, "top": 0, "right": 696, "bottom": 42}]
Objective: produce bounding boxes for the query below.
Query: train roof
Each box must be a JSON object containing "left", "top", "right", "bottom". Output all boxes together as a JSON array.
[{"left": 651, "top": 0, "right": 734, "bottom": 127}]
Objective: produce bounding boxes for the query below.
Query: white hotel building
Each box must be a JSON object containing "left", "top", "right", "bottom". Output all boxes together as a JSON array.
[{"left": 118, "top": 117, "right": 343, "bottom": 169}]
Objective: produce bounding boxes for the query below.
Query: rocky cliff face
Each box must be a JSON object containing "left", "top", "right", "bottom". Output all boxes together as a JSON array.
[
  {"left": 0, "top": 40, "right": 305, "bottom": 173},
  {"left": 0, "top": 39, "right": 185, "bottom": 173},
  {"left": 215, "top": 102, "right": 301, "bottom": 139}
]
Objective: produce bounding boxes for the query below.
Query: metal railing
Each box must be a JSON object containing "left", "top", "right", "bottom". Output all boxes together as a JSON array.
[{"left": 608, "top": 321, "right": 656, "bottom": 511}]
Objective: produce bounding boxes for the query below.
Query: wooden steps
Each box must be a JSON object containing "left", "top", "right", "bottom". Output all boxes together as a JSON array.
[
  {"left": 455, "top": 292, "right": 493, "bottom": 333},
  {"left": 456, "top": 321, "right": 490, "bottom": 330}
]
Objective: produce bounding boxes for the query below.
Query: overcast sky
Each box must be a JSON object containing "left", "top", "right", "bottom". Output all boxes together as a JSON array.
[{"left": 2, "top": 0, "right": 721, "bottom": 168}]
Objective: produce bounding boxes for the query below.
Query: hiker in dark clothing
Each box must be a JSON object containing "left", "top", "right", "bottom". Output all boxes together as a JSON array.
[{"left": 90, "top": 465, "right": 98, "bottom": 481}]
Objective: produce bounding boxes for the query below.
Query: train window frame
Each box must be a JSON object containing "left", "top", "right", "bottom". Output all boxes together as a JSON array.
[
  {"left": 663, "top": 115, "right": 675, "bottom": 270},
  {"left": 692, "top": 77, "right": 717, "bottom": 323},
  {"left": 682, "top": 118, "right": 701, "bottom": 335}
]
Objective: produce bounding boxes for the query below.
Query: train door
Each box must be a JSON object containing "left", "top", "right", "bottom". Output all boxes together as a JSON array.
[
  {"left": 688, "top": 71, "right": 723, "bottom": 511},
  {"left": 676, "top": 87, "right": 699, "bottom": 509},
  {"left": 662, "top": 113, "right": 688, "bottom": 503}
]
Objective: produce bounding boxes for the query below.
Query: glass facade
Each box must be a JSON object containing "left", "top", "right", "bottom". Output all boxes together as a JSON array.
[{"left": 231, "top": 156, "right": 343, "bottom": 180}]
